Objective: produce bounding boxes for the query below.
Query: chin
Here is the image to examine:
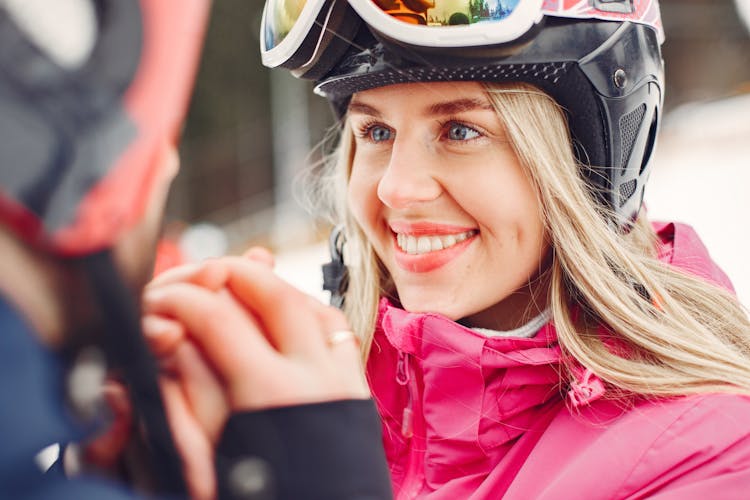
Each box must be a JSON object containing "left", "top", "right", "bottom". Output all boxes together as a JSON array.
[{"left": 398, "top": 295, "right": 468, "bottom": 320}]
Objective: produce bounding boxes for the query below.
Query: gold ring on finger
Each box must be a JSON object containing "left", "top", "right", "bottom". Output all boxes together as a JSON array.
[{"left": 326, "top": 330, "right": 358, "bottom": 347}]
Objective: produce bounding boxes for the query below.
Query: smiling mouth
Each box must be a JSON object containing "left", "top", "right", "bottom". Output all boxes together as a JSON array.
[{"left": 395, "top": 230, "right": 478, "bottom": 255}]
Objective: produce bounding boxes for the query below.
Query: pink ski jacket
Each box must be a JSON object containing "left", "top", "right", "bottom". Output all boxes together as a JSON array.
[{"left": 367, "top": 222, "right": 750, "bottom": 499}]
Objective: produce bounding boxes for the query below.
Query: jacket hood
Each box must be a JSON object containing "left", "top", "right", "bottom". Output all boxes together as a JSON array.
[{"left": 653, "top": 221, "right": 734, "bottom": 292}]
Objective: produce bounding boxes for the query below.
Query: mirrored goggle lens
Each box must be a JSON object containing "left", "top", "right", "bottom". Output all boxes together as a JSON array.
[
  {"left": 263, "top": 0, "right": 309, "bottom": 50},
  {"left": 371, "top": 0, "right": 521, "bottom": 26}
]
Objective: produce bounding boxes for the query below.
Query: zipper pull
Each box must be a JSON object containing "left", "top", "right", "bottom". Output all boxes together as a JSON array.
[
  {"left": 401, "top": 405, "right": 414, "bottom": 438},
  {"left": 396, "top": 351, "right": 410, "bottom": 385},
  {"left": 396, "top": 352, "right": 414, "bottom": 438}
]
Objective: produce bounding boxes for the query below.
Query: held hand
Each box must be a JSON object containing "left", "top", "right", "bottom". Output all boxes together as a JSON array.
[
  {"left": 142, "top": 253, "right": 368, "bottom": 411},
  {"left": 157, "top": 338, "right": 225, "bottom": 500},
  {"left": 141, "top": 249, "right": 367, "bottom": 498},
  {"left": 141, "top": 248, "right": 275, "bottom": 500},
  {"left": 142, "top": 245, "right": 276, "bottom": 358}
]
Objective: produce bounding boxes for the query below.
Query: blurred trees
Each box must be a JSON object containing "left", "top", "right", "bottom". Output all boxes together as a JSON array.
[{"left": 172, "top": 0, "right": 276, "bottom": 235}]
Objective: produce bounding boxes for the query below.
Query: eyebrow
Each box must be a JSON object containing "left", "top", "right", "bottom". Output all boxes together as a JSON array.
[
  {"left": 427, "top": 98, "right": 494, "bottom": 116},
  {"left": 347, "top": 98, "right": 494, "bottom": 118},
  {"left": 347, "top": 101, "right": 382, "bottom": 118}
]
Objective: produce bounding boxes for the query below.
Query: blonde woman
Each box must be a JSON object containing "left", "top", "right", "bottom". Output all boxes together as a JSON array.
[
  {"left": 322, "top": 80, "right": 750, "bottom": 498},
  {"left": 148, "top": 0, "right": 750, "bottom": 498}
]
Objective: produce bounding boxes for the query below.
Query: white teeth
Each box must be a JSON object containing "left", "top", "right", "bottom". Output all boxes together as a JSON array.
[
  {"left": 396, "top": 230, "right": 476, "bottom": 255},
  {"left": 406, "top": 236, "right": 417, "bottom": 254}
]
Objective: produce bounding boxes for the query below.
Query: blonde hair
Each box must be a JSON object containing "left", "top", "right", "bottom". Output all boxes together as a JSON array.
[{"left": 313, "top": 82, "right": 750, "bottom": 397}]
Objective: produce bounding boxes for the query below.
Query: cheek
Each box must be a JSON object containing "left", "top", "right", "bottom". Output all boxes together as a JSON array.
[
  {"left": 503, "top": 179, "right": 547, "bottom": 260},
  {"left": 460, "top": 165, "right": 545, "bottom": 246},
  {"left": 515, "top": 184, "right": 546, "bottom": 245}
]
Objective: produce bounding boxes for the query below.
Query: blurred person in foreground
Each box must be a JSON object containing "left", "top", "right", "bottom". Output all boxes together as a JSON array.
[{"left": 0, "top": 0, "right": 390, "bottom": 498}]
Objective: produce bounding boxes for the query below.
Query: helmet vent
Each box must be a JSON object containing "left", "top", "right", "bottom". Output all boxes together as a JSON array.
[
  {"left": 619, "top": 179, "right": 637, "bottom": 207},
  {"left": 619, "top": 103, "right": 646, "bottom": 174},
  {"left": 639, "top": 111, "right": 659, "bottom": 175}
]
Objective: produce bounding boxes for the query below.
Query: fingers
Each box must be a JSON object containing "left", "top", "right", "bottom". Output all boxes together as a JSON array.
[
  {"left": 150, "top": 256, "right": 329, "bottom": 356},
  {"left": 143, "top": 253, "right": 370, "bottom": 413},
  {"left": 147, "top": 263, "right": 202, "bottom": 288},
  {"left": 143, "top": 282, "right": 278, "bottom": 384},
  {"left": 160, "top": 378, "right": 216, "bottom": 500},
  {"left": 142, "top": 315, "right": 185, "bottom": 357},
  {"left": 220, "top": 258, "right": 341, "bottom": 357},
  {"left": 147, "top": 259, "right": 230, "bottom": 292},
  {"left": 318, "top": 308, "right": 370, "bottom": 399},
  {"left": 242, "top": 246, "right": 275, "bottom": 268},
  {"left": 171, "top": 341, "right": 229, "bottom": 444},
  {"left": 146, "top": 256, "right": 337, "bottom": 357},
  {"left": 152, "top": 257, "right": 361, "bottom": 370},
  {"left": 148, "top": 245, "right": 275, "bottom": 291},
  {"left": 216, "top": 263, "right": 369, "bottom": 400},
  {"left": 317, "top": 305, "right": 359, "bottom": 360}
]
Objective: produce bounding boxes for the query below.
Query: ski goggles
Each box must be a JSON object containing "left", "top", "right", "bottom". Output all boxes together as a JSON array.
[{"left": 260, "top": 0, "right": 664, "bottom": 73}]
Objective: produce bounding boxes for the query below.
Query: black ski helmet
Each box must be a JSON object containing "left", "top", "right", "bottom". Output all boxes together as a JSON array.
[{"left": 261, "top": 0, "right": 665, "bottom": 226}]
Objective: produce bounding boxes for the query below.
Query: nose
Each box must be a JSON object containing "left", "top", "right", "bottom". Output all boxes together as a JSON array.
[{"left": 376, "top": 139, "right": 442, "bottom": 209}]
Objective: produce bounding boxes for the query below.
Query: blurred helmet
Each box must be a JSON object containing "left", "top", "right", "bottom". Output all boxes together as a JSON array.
[
  {"left": 0, "top": 0, "right": 209, "bottom": 255},
  {"left": 0, "top": 0, "right": 210, "bottom": 493},
  {"left": 259, "top": 0, "right": 665, "bottom": 226}
]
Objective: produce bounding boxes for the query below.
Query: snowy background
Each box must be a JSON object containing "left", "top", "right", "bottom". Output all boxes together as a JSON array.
[{"left": 646, "top": 94, "right": 750, "bottom": 307}]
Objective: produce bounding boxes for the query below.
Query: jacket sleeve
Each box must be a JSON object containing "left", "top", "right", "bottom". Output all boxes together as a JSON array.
[
  {"left": 620, "top": 394, "right": 750, "bottom": 500},
  {"left": 215, "top": 399, "right": 393, "bottom": 500},
  {"left": 647, "top": 470, "right": 750, "bottom": 500}
]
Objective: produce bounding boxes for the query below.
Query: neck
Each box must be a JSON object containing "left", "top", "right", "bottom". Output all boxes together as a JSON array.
[{"left": 459, "top": 265, "right": 552, "bottom": 331}]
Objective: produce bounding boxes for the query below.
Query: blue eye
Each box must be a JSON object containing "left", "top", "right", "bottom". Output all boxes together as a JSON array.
[
  {"left": 370, "top": 125, "right": 392, "bottom": 142},
  {"left": 447, "top": 123, "right": 480, "bottom": 141}
]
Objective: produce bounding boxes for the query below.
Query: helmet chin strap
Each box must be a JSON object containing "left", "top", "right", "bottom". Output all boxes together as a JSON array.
[
  {"left": 322, "top": 224, "right": 349, "bottom": 309},
  {"left": 80, "top": 249, "right": 186, "bottom": 496}
]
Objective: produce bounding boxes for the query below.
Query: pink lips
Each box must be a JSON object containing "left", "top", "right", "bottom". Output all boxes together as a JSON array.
[{"left": 390, "top": 221, "right": 477, "bottom": 273}]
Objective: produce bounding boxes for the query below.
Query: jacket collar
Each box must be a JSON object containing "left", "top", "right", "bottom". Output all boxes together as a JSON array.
[{"left": 369, "top": 299, "right": 575, "bottom": 488}]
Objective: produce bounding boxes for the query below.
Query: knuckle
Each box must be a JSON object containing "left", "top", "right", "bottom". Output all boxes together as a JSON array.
[
  {"left": 318, "top": 304, "right": 347, "bottom": 325},
  {"left": 197, "top": 304, "right": 228, "bottom": 335}
]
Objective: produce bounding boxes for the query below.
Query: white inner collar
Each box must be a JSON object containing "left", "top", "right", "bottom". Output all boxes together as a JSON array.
[{"left": 471, "top": 309, "right": 551, "bottom": 339}]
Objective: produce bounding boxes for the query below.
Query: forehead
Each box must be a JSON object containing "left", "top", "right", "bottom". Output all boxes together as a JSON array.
[{"left": 348, "top": 81, "right": 493, "bottom": 115}]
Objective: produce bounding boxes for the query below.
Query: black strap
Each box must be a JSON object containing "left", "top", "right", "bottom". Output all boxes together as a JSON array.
[
  {"left": 83, "top": 250, "right": 187, "bottom": 496},
  {"left": 321, "top": 225, "right": 349, "bottom": 309}
]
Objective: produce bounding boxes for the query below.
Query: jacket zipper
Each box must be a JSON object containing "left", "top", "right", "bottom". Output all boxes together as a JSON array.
[{"left": 396, "top": 351, "right": 423, "bottom": 499}]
